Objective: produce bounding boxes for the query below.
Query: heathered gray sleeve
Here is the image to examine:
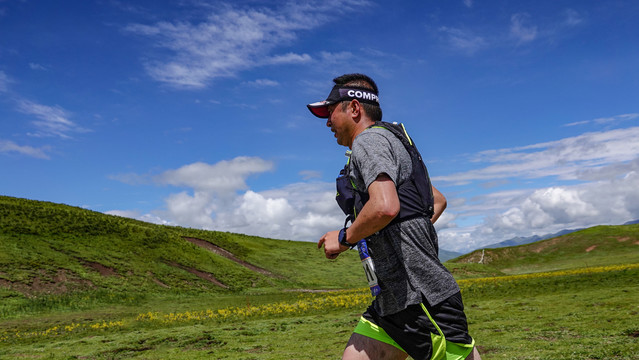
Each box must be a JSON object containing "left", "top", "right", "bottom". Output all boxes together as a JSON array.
[
  {"left": 351, "top": 131, "right": 399, "bottom": 189},
  {"left": 351, "top": 129, "right": 411, "bottom": 191}
]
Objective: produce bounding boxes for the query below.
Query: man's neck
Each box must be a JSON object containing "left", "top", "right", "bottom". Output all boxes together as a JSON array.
[{"left": 348, "top": 117, "right": 375, "bottom": 149}]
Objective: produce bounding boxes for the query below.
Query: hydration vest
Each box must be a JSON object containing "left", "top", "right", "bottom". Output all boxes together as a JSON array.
[{"left": 336, "top": 121, "right": 435, "bottom": 224}]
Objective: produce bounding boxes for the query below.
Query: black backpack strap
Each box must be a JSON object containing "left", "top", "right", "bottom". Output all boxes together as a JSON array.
[{"left": 369, "top": 121, "right": 435, "bottom": 219}]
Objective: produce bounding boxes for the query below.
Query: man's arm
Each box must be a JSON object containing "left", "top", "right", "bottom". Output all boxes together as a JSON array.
[
  {"left": 430, "top": 185, "right": 447, "bottom": 224},
  {"left": 318, "top": 174, "right": 399, "bottom": 259}
]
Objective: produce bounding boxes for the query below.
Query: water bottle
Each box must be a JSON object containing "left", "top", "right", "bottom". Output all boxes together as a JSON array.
[{"left": 357, "top": 239, "right": 381, "bottom": 296}]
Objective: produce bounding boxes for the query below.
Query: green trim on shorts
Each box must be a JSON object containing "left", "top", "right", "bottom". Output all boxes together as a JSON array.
[
  {"left": 420, "top": 303, "right": 447, "bottom": 359},
  {"left": 420, "top": 303, "right": 475, "bottom": 360},
  {"left": 353, "top": 316, "right": 405, "bottom": 352},
  {"left": 354, "top": 308, "right": 476, "bottom": 360},
  {"left": 444, "top": 339, "right": 475, "bottom": 360}
]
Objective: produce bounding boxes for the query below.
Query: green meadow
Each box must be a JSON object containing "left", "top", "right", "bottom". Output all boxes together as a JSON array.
[{"left": 1, "top": 195, "right": 638, "bottom": 359}]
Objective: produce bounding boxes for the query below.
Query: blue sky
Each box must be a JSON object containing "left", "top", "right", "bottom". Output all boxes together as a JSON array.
[{"left": 1, "top": 0, "right": 638, "bottom": 252}]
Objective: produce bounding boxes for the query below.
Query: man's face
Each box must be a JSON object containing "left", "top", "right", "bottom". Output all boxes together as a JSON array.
[{"left": 326, "top": 102, "right": 351, "bottom": 147}]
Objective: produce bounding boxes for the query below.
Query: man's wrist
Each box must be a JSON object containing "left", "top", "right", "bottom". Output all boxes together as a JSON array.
[{"left": 338, "top": 227, "right": 355, "bottom": 248}]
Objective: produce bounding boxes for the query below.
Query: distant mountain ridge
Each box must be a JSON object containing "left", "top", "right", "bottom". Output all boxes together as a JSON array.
[
  {"left": 484, "top": 228, "right": 584, "bottom": 249},
  {"left": 439, "top": 248, "right": 462, "bottom": 263},
  {"left": 449, "top": 223, "right": 639, "bottom": 276},
  {"left": 482, "top": 219, "right": 639, "bottom": 249}
]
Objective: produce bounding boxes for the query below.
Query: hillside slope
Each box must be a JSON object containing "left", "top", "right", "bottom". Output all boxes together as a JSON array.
[
  {"left": 0, "top": 196, "right": 363, "bottom": 299},
  {"left": 449, "top": 224, "right": 639, "bottom": 275}
]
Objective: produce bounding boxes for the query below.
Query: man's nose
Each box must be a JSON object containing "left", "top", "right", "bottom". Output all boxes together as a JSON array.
[{"left": 326, "top": 118, "right": 332, "bottom": 127}]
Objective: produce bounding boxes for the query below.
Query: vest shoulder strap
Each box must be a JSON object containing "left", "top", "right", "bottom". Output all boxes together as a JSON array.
[{"left": 368, "top": 121, "right": 435, "bottom": 218}]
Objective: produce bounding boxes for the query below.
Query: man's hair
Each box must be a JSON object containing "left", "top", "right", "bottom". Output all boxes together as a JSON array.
[{"left": 333, "top": 73, "right": 382, "bottom": 122}]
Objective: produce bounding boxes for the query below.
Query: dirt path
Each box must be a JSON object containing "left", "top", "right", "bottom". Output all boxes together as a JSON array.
[
  {"left": 167, "top": 261, "right": 229, "bottom": 289},
  {"left": 183, "top": 237, "right": 281, "bottom": 278}
]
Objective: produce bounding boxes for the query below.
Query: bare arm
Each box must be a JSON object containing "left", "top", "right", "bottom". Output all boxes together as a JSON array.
[
  {"left": 430, "top": 185, "right": 447, "bottom": 224},
  {"left": 318, "top": 174, "right": 399, "bottom": 259}
]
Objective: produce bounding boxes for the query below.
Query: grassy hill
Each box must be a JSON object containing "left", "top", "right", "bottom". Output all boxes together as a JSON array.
[
  {"left": 1, "top": 196, "right": 638, "bottom": 359},
  {"left": 3, "top": 194, "right": 638, "bottom": 296},
  {"left": 0, "top": 196, "right": 363, "bottom": 302},
  {"left": 446, "top": 223, "right": 639, "bottom": 278},
  {"left": 2, "top": 194, "right": 638, "bottom": 303}
]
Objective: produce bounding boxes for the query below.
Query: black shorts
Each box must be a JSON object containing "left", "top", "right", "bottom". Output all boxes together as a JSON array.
[{"left": 354, "top": 292, "right": 475, "bottom": 360}]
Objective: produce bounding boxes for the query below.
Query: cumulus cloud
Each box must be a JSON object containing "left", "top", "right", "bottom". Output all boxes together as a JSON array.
[
  {"left": 110, "top": 157, "right": 343, "bottom": 241},
  {"left": 212, "top": 182, "right": 343, "bottom": 240},
  {"left": 156, "top": 158, "right": 274, "bottom": 194},
  {"left": 436, "top": 123, "right": 639, "bottom": 252},
  {"left": 106, "top": 209, "right": 171, "bottom": 226},
  {"left": 124, "top": 0, "right": 369, "bottom": 88},
  {"left": 164, "top": 191, "right": 218, "bottom": 228},
  {"left": 440, "top": 169, "right": 639, "bottom": 252},
  {"left": 110, "top": 122, "right": 639, "bottom": 252}
]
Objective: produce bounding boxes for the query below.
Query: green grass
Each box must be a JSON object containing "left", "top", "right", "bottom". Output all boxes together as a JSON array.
[
  {"left": 464, "top": 266, "right": 639, "bottom": 360},
  {"left": 1, "top": 195, "right": 639, "bottom": 359},
  {"left": 0, "top": 195, "right": 364, "bottom": 319},
  {"left": 1, "top": 267, "right": 637, "bottom": 359}
]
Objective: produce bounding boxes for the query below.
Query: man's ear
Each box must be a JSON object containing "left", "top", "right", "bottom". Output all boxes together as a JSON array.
[{"left": 349, "top": 99, "right": 361, "bottom": 119}]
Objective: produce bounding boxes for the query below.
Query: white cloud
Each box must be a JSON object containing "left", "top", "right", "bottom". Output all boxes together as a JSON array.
[
  {"left": 16, "top": 99, "right": 87, "bottom": 139},
  {"left": 299, "top": 170, "right": 322, "bottom": 180},
  {"left": 438, "top": 9, "right": 585, "bottom": 55},
  {"left": 164, "top": 191, "right": 217, "bottom": 228},
  {"left": 111, "top": 122, "right": 639, "bottom": 253},
  {"left": 564, "top": 9, "right": 583, "bottom": 26},
  {"left": 490, "top": 187, "right": 597, "bottom": 231},
  {"left": 436, "top": 123, "right": 639, "bottom": 252},
  {"left": 111, "top": 157, "right": 343, "bottom": 241},
  {"left": 0, "top": 139, "right": 50, "bottom": 159},
  {"left": 155, "top": 157, "right": 274, "bottom": 194},
  {"left": 106, "top": 209, "right": 171, "bottom": 226},
  {"left": 29, "top": 63, "right": 48, "bottom": 71},
  {"left": 564, "top": 113, "right": 639, "bottom": 127},
  {"left": 233, "top": 190, "right": 297, "bottom": 234},
  {"left": 440, "top": 169, "right": 639, "bottom": 252},
  {"left": 438, "top": 26, "right": 486, "bottom": 54},
  {"left": 0, "top": 71, "right": 9, "bottom": 92},
  {"left": 213, "top": 182, "right": 343, "bottom": 240},
  {"left": 318, "top": 51, "right": 355, "bottom": 63},
  {"left": 510, "top": 13, "right": 538, "bottom": 43},
  {"left": 124, "top": 1, "right": 368, "bottom": 88},
  {"left": 244, "top": 78, "right": 280, "bottom": 88},
  {"left": 264, "top": 52, "right": 312, "bottom": 65},
  {"left": 434, "top": 125, "right": 639, "bottom": 184}
]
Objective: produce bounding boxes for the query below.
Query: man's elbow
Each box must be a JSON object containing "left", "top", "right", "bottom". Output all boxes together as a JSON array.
[
  {"left": 436, "top": 197, "right": 447, "bottom": 211},
  {"left": 379, "top": 199, "right": 400, "bottom": 220},
  {"left": 433, "top": 189, "right": 447, "bottom": 210}
]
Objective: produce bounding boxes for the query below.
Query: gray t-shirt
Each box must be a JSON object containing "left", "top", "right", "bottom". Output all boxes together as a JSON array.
[{"left": 350, "top": 127, "right": 460, "bottom": 316}]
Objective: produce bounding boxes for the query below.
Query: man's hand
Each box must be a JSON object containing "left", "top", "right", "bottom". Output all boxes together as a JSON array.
[{"left": 318, "top": 230, "right": 349, "bottom": 259}]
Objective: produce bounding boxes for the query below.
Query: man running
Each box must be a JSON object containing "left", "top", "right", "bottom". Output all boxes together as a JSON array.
[{"left": 308, "top": 73, "right": 481, "bottom": 360}]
